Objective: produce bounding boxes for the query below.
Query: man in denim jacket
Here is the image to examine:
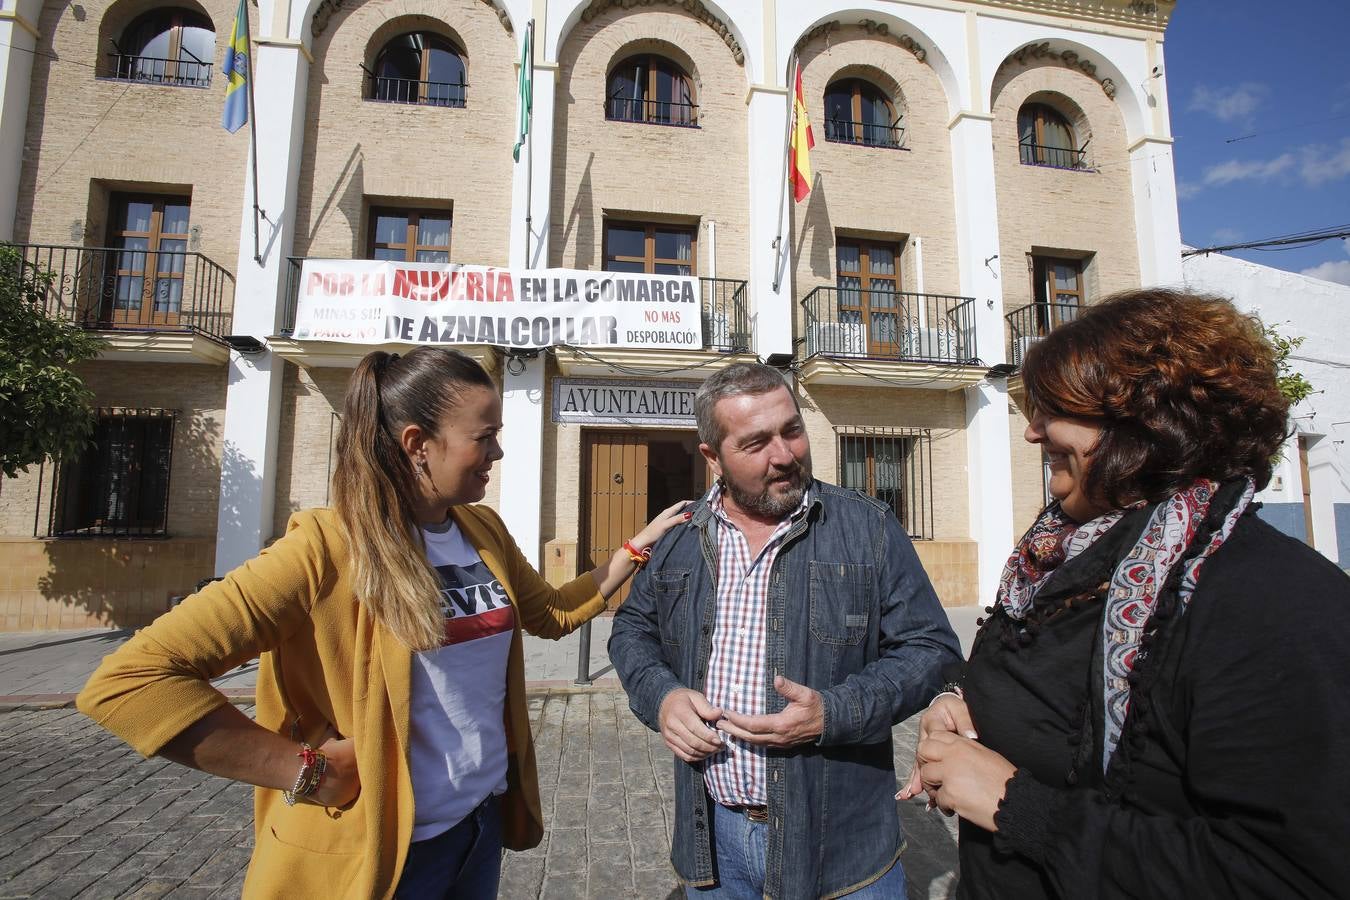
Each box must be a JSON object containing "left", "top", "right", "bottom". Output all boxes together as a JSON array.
[{"left": 610, "top": 363, "right": 961, "bottom": 899}]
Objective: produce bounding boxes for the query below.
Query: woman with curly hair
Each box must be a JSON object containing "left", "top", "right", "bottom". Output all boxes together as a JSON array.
[{"left": 900, "top": 289, "right": 1350, "bottom": 898}]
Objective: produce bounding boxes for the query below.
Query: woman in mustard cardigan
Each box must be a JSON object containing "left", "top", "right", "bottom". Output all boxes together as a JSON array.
[{"left": 78, "top": 347, "right": 688, "bottom": 899}]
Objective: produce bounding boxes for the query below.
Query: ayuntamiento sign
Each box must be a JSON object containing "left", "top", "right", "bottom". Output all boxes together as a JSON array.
[
  {"left": 292, "top": 260, "right": 703, "bottom": 351},
  {"left": 551, "top": 378, "right": 700, "bottom": 427}
]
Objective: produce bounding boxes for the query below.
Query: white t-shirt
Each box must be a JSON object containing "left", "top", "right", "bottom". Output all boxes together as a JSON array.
[{"left": 407, "top": 517, "right": 514, "bottom": 841}]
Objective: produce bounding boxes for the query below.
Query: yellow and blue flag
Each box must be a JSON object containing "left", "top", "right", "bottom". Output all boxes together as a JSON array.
[{"left": 221, "top": 0, "right": 249, "bottom": 133}]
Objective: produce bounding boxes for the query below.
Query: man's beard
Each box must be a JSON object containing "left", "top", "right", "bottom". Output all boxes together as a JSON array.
[{"left": 724, "top": 459, "right": 811, "bottom": 519}]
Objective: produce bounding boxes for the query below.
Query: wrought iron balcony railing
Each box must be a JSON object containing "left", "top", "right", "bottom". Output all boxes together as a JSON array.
[
  {"left": 104, "top": 53, "right": 212, "bottom": 87},
  {"left": 800, "top": 286, "right": 977, "bottom": 365},
  {"left": 281, "top": 258, "right": 749, "bottom": 353},
  {"left": 3, "top": 243, "right": 234, "bottom": 341},
  {"left": 1018, "top": 141, "right": 1087, "bottom": 170},
  {"left": 364, "top": 71, "right": 467, "bottom": 107},
  {"left": 823, "top": 118, "right": 905, "bottom": 150},
  {"left": 1004, "top": 301, "right": 1082, "bottom": 367},
  {"left": 605, "top": 96, "right": 699, "bottom": 127}
]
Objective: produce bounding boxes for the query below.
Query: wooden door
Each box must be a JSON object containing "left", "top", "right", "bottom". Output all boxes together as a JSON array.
[
  {"left": 582, "top": 430, "right": 708, "bottom": 609},
  {"left": 584, "top": 433, "right": 649, "bottom": 609},
  {"left": 107, "top": 195, "right": 189, "bottom": 327}
]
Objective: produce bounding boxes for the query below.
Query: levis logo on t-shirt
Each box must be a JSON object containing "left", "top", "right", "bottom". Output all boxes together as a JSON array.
[{"left": 433, "top": 562, "right": 515, "bottom": 646}]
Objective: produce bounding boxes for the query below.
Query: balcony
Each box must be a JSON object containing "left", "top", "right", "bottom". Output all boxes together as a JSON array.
[
  {"left": 1018, "top": 141, "right": 1087, "bottom": 171},
  {"left": 275, "top": 258, "right": 749, "bottom": 373},
  {"left": 823, "top": 117, "right": 905, "bottom": 150},
  {"left": 363, "top": 69, "right": 467, "bottom": 107},
  {"left": 103, "top": 52, "right": 212, "bottom": 88},
  {"left": 1004, "top": 301, "right": 1081, "bottom": 367},
  {"left": 605, "top": 96, "right": 699, "bottom": 128},
  {"left": 798, "top": 286, "right": 982, "bottom": 389},
  {"left": 5, "top": 243, "right": 234, "bottom": 363}
]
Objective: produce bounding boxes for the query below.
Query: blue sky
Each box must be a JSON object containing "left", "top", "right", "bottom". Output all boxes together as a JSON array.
[{"left": 1166, "top": 0, "right": 1350, "bottom": 284}]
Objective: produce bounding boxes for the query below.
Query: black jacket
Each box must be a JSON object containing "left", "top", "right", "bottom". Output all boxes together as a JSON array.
[{"left": 958, "top": 511, "right": 1350, "bottom": 899}]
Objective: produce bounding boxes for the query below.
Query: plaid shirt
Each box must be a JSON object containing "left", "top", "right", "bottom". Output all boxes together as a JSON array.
[{"left": 702, "top": 482, "right": 810, "bottom": 807}]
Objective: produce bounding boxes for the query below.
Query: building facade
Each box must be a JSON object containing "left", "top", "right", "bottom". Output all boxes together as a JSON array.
[
  {"left": 1182, "top": 252, "right": 1350, "bottom": 568},
  {"left": 0, "top": 0, "right": 1184, "bottom": 629}
]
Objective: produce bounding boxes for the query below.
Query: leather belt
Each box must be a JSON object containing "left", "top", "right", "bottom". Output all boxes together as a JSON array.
[{"left": 726, "top": 804, "right": 768, "bottom": 823}]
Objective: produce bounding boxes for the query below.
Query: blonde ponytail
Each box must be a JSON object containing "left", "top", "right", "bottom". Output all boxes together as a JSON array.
[{"left": 331, "top": 347, "right": 494, "bottom": 650}]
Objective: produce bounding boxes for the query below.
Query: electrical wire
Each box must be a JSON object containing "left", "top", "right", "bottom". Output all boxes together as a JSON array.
[{"left": 1182, "top": 225, "right": 1350, "bottom": 257}]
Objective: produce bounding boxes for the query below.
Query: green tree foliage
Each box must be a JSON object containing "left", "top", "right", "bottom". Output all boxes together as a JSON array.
[
  {"left": 0, "top": 243, "right": 105, "bottom": 477},
  {"left": 1264, "top": 323, "right": 1315, "bottom": 406}
]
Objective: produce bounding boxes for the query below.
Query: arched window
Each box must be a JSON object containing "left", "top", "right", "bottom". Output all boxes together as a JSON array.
[
  {"left": 824, "top": 79, "right": 902, "bottom": 149},
  {"left": 1018, "top": 103, "right": 1083, "bottom": 169},
  {"left": 368, "top": 32, "right": 466, "bottom": 107},
  {"left": 110, "top": 8, "right": 214, "bottom": 87},
  {"left": 606, "top": 55, "right": 697, "bottom": 127}
]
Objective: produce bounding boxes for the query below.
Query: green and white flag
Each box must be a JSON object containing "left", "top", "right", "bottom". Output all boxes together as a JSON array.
[{"left": 512, "top": 20, "right": 534, "bottom": 162}]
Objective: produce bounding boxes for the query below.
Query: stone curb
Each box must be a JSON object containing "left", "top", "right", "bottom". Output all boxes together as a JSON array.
[{"left": 0, "top": 680, "right": 628, "bottom": 711}]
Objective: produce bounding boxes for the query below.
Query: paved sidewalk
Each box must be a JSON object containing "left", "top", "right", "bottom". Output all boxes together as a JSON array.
[
  {"left": 0, "top": 694, "right": 958, "bottom": 899},
  {"left": 0, "top": 609, "right": 978, "bottom": 898}
]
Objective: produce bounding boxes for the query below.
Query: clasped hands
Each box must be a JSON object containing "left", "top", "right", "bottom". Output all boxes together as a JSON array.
[
  {"left": 896, "top": 693, "right": 1016, "bottom": 833},
  {"left": 657, "top": 676, "right": 823, "bottom": 763}
]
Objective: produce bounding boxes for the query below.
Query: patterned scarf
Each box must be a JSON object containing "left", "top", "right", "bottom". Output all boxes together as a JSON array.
[{"left": 996, "top": 477, "right": 1256, "bottom": 772}]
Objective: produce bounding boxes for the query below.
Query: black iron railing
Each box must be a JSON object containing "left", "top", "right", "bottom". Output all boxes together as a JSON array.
[
  {"left": 104, "top": 53, "right": 212, "bottom": 87},
  {"left": 605, "top": 96, "right": 699, "bottom": 127},
  {"left": 836, "top": 426, "right": 933, "bottom": 540},
  {"left": 281, "top": 258, "right": 749, "bottom": 353},
  {"left": 1004, "top": 301, "right": 1081, "bottom": 366},
  {"left": 46, "top": 407, "right": 176, "bottom": 538},
  {"left": 1018, "top": 142, "right": 1087, "bottom": 170},
  {"left": 365, "top": 71, "right": 467, "bottom": 107},
  {"left": 824, "top": 117, "right": 905, "bottom": 149},
  {"left": 4, "top": 243, "right": 234, "bottom": 341},
  {"left": 800, "top": 286, "right": 977, "bottom": 364}
]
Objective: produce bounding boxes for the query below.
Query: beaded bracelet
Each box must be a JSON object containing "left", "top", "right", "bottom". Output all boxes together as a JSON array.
[
  {"left": 622, "top": 540, "right": 653, "bottom": 568},
  {"left": 283, "top": 743, "right": 328, "bottom": 806}
]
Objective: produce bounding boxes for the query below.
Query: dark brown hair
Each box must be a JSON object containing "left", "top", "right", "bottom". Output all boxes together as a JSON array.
[
  {"left": 332, "top": 346, "right": 495, "bottom": 649},
  {"left": 1021, "top": 288, "right": 1289, "bottom": 509}
]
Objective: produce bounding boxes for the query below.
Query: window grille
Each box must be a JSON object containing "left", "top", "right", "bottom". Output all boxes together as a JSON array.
[
  {"left": 835, "top": 426, "right": 933, "bottom": 540},
  {"left": 49, "top": 408, "right": 175, "bottom": 537}
]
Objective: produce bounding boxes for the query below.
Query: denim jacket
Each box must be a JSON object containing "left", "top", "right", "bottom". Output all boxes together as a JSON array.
[{"left": 609, "top": 480, "right": 962, "bottom": 899}]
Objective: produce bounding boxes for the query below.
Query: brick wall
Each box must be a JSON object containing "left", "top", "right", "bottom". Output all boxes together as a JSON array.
[
  {"left": 292, "top": 0, "right": 518, "bottom": 264},
  {"left": 792, "top": 29, "right": 963, "bottom": 311},
  {"left": 15, "top": 0, "right": 248, "bottom": 281},
  {"left": 991, "top": 57, "right": 1141, "bottom": 316},
  {"left": 0, "top": 361, "right": 225, "bottom": 627},
  {"left": 550, "top": 5, "right": 750, "bottom": 279}
]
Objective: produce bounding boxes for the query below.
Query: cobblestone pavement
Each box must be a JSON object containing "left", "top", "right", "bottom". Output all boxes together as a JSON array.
[{"left": 0, "top": 691, "right": 958, "bottom": 899}]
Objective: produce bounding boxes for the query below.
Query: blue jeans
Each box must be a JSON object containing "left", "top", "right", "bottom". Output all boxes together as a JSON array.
[
  {"left": 395, "top": 795, "right": 502, "bottom": 899},
  {"left": 686, "top": 802, "right": 908, "bottom": 898}
]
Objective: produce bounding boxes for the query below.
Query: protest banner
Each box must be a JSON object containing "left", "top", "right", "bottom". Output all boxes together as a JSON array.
[{"left": 293, "top": 259, "right": 703, "bottom": 351}]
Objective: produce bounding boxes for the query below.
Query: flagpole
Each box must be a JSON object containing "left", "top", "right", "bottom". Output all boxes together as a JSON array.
[
  {"left": 523, "top": 18, "right": 535, "bottom": 268},
  {"left": 243, "top": 17, "right": 263, "bottom": 266},
  {"left": 770, "top": 57, "right": 797, "bottom": 293}
]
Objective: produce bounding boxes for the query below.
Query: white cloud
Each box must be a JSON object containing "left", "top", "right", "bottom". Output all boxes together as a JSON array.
[
  {"left": 1298, "top": 137, "right": 1350, "bottom": 185},
  {"left": 1176, "top": 179, "right": 1202, "bottom": 199},
  {"left": 1189, "top": 83, "right": 1268, "bottom": 124},
  {"left": 1201, "top": 154, "right": 1294, "bottom": 186},
  {"left": 1299, "top": 260, "right": 1350, "bottom": 286},
  {"left": 1211, "top": 227, "right": 1242, "bottom": 243}
]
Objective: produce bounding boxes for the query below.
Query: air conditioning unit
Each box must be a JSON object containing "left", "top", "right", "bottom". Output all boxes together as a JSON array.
[
  {"left": 901, "top": 327, "right": 961, "bottom": 361},
  {"left": 807, "top": 321, "right": 866, "bottom": 357}
]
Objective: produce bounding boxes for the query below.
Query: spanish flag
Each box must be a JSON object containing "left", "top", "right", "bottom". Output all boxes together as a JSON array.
[
  {"left": 789, "top": 62, "right": 814, "bottom": 202},
  {"left": 221, "top": 0, "right": 249, "bottom": 133}
]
